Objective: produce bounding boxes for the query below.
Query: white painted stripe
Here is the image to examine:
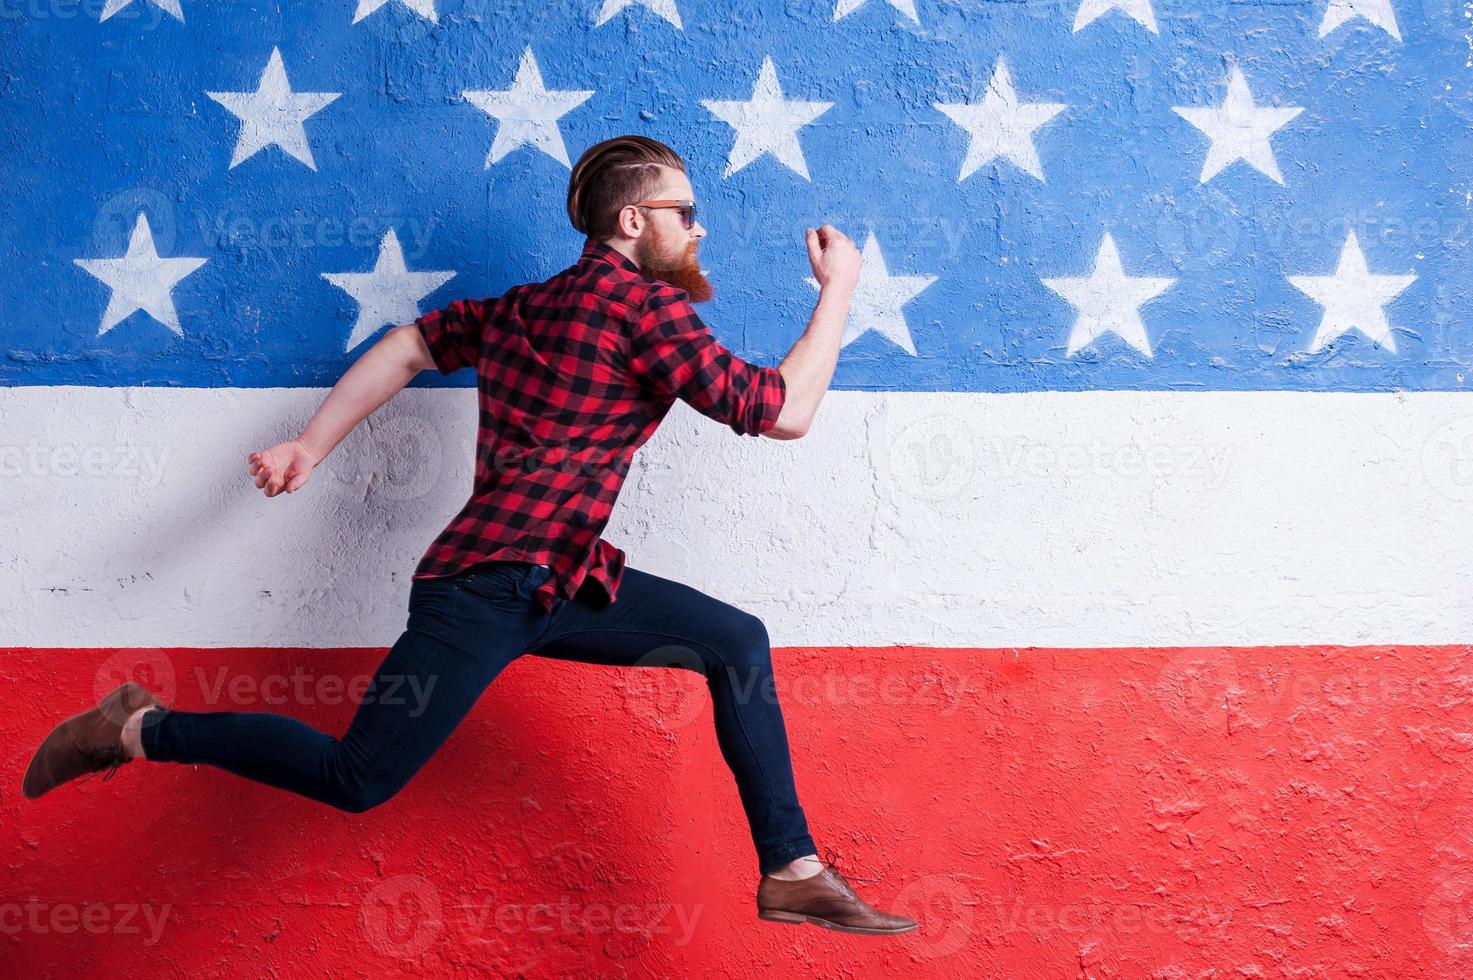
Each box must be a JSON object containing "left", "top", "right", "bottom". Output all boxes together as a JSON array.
[{"left": 2, "top": 386, "right": 1470, "bottom": 648}]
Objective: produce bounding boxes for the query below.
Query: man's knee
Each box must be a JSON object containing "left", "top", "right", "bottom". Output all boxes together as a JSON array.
[
  {"left": 722, "top": 612, "right": 774, "bottom": 673},
  {"left": 330, "top": 776, "right": 406, "bottom": 814},
  {"left": 323, "top": 746, "right": 412, "bottom": 813}
]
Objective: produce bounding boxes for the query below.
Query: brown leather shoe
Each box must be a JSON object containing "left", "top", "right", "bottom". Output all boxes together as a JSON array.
[
  {"left": 757, "top": 851, "right": 918, "bottom": 935},
  {"left": 22, "top": 682, "right": 158, "bottom": 800}
]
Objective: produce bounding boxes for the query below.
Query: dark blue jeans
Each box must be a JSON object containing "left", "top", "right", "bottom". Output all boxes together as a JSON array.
[{"left": 140, "top": 561, "right": 818, "bottom": 875}]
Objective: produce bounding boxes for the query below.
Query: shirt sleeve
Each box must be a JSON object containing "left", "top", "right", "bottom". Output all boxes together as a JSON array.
[
  {"left": 413, "top": 298, "right": 485, "bottom": 375},
  {"left": 627, "top": 287, "right": 788, "bottom": 437}
]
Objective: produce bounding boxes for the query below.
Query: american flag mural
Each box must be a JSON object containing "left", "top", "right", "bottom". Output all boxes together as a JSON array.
[{"left": 5, "top": 0, "right": 1473, "bottom": 975}]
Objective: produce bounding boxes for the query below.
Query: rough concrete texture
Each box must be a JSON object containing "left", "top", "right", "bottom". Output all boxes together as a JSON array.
[
  {"left": 5, "top": 643, "right": 1473, "bottom": 976},
  {"left": 6, "top": 387, "right": 1473, "bottom": 648},
  {"left": 6, "top": 0, "right": 1473, "bottom": 975}
]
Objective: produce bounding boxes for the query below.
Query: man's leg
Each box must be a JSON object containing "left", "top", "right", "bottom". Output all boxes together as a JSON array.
[
  {"left": 131, "top": 575, "right": 537, "bottom": 811},
  {"left": 524, "top": 565, "right": 819, "bottom": 877}
]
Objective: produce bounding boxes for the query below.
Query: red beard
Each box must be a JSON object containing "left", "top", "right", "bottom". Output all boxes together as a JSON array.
[{"left": 635, "top": 225, "right": 714, "bottom": 302}]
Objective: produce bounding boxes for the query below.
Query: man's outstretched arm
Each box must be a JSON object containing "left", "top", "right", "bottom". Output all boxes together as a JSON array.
[
  {"left": 768, "top": 224, "right": 860, "bottom": 441},
  {"left": 246, "top": 323, "right": 440, "bottom": 497},
  {"left": 627, "top": 225, "right": 860, "bottom": 442}
]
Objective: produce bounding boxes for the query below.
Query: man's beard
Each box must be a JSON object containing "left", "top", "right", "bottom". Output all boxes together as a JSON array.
[{"left": 634, "top": 222, "right": 714, "bottom": 302}]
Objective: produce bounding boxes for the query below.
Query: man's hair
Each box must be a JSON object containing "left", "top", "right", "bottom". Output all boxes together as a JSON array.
[{"left": 567, "top": 135, "right": 686, "bottom": 240}]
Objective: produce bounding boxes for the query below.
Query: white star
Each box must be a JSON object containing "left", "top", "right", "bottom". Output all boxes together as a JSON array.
[
  {"left": 1173, "top": 65, "right": 1304, "bottom": 185},
  {"left": 1286, "top": 230, "right": 1415, "bottom": 353},
  {"left": 1319, "top": 0, "right": 1401, "bottom": 40},
  {"left": 205, "top": 48, "right": 342, "bottom": 171},
  {"left": 701, "top": 55, "right": 833, "bottom": 181},
  {"left": 803, "top": 231, "right": 936, "bottom": 355},
  {"left": 933, "top": 57, "right": 1067, "bottom": 182},
  {"left": 99, "top": 0, "right": 183, "bottom": 23},
  {"left": 463, "top": 47, "right": 595, "bottom": 169},
  {"left": 73, "top": 212, "right": 206, "bottom": 337},
  {"left": 352, "top": 0, "right": 437, "bottom": 24},
  {"left": 833, "top": 0, "right": 920, "bottom": 24},
  {"left": 594, "top": 0, "right": 682, "bottom": 29},
  {"left": 1041, "top": 232, "right": 1176, "bottom": 358},
  {"left": 1073, "top": 0, "right": 1158, "bottom": 33},
  {"left": 321, "top": 228, "right": 457, "bottom": 352}
]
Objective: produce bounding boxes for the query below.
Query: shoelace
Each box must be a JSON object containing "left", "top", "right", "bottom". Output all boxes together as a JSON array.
[
  {"left": 73, "top": 739, "right": 127, "bottom": 786},
  {"left": 57, "top": 695, "right": 165, "bottom": 791},
  {"left": 819, "top": 846, "right": 878, "bottom": 885}
]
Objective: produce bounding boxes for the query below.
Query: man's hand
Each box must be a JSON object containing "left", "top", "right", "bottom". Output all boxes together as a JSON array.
[
  {"left": 805, "top": 224, "right": 861, "bottom": 293},
  {"left": 247, "top": 439, "right": 319, "bottom": 497}
]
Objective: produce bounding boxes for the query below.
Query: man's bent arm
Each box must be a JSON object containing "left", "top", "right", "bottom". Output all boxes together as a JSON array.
[
  {"left": 768, "top": 286, "right": 853, "bottom": 441},
  {"left": 295, "top": 324, "right": 436, "bottom": 463}
]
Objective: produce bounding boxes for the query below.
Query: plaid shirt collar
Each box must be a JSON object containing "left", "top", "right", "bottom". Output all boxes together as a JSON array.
[{"left": 580, "top": 236, "right": 643, "bottom": 276}]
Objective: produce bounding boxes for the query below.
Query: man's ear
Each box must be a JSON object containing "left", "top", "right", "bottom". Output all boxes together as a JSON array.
[{"left": 616, "top": 205, "right": 644, "bottom": 240}]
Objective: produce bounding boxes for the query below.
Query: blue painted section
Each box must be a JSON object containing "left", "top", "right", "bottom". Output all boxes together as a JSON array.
[{"left": 0, "top": 0, "right": 1468, "bottom": 389}]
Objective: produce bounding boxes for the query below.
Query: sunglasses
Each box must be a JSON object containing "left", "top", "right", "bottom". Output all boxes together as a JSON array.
[{"left": 630, "top": 198, "right": 697, "bottom": 230}]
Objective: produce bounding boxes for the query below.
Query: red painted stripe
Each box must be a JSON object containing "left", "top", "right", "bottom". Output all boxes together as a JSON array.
[{"left": 4, "top": 645, "right": 1471, "bottom": 977}]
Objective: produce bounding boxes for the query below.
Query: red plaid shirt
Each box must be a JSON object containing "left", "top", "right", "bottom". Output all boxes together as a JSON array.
[{"left": 410, "top": 236, "right": 788, "bottom": 612}]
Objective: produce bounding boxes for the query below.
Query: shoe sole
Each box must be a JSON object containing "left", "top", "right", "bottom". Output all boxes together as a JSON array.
[{"left": 758, "top": 908, "right": 919, "bottom": 935}]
